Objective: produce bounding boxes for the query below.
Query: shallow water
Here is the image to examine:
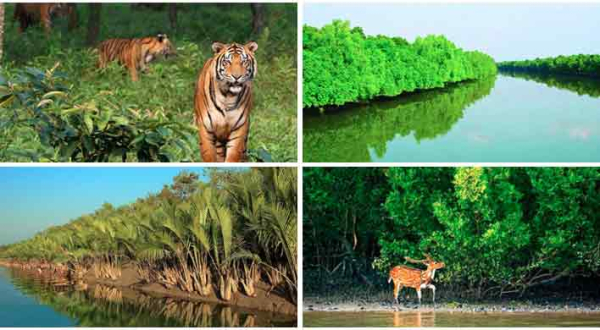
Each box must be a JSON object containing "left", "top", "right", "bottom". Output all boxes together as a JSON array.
[
  {"left": 0, "top": 266, "right": 294, "bottom": 327},
  {"left": 304, "top": 310, "right": 600, "bottom": 327},
  {"left": 303, "top": 73, "right": 600, "bottom": 162}
]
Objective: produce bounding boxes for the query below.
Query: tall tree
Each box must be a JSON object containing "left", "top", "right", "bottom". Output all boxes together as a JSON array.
[
  {"left": 171, "top": 171, "right": 200, "bottom": 200},
  {"left": 250, "top": 4, "right": 265, "bottom": 35},
  {"left": 168, "top": 4, "right": 178, "bottom": 31},
  {"left": 0, "top": 4, "right": 4, "bottom": 62},
  {"left": 86, "top": 4, "right": 102, "bottom": 46}
]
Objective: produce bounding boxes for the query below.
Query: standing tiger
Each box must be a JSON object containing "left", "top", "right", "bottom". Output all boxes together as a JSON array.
[
  {"left": 14, "top": 3, "right": 78, "bottom": 35},
  {"left": 194, "top": 42, "right": 258, "bottom": 162},
  {"left": 97, "top": 33, "right": 176, "bottom": 82}
]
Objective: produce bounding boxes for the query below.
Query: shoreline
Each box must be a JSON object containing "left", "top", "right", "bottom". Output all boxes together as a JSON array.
[
  {"left": 0, "top": 261, "right": 297, "bottom": 318},
  {"left": 304, "top": 296, "right": 600, "bottom": 314}
]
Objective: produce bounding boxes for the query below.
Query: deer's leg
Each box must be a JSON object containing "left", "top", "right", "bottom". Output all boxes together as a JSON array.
[
  {"left": 396, "top": 285, "right": 403, "bottom": 303},
  {"left": 393, "top": 282, "right": 399, "bottom": 304},
  {"left": 417, "top": 289, "right": 422, "bottom": 305},
  {"left": 430, "top": 284, "right": 436, "bottom": 305}
]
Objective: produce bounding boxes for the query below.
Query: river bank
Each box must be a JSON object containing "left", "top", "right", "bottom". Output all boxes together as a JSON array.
[
  {"left": 0, "top": 260, "right": 296, "bottom": 317},
  {"left": 304, "top": 294, "right": 600, "bottom": 314}
]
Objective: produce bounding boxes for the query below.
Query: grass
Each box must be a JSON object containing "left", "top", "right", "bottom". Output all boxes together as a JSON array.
[{"left": 0, "top": 4, "right": 297, "bottom": 162}]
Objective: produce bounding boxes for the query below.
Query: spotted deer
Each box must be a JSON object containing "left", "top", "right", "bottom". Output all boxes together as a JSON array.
[{"left": 388, "top": 253, "right": 445, "bottom": 305}]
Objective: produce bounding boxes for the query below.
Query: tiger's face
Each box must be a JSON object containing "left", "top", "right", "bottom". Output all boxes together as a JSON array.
[
  {"left": 145, "top": 33, "right": 176, "bottom": 63},
  {"left": 212, "top": 42, "right": 258, "bottom": 95}
]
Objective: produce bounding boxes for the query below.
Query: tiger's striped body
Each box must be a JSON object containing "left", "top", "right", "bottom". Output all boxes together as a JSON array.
[
  {"left": 194, "top": 42, "right": 258, "bottom": 162},
  {"left": 388, "top": 254, "right": 445, "bottom": 305},
  {"left": 97, "top": 34, "right": 175, "bottom": 82},
  {"left": 14, "top": 3, "right": 78, "bottom": 35}
]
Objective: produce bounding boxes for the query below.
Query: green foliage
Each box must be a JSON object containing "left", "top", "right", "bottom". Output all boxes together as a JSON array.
[
  {"left": 303, "top": 20, "right": 497, "bottom": 108},
  {"left": 0, "top": 65, "right": 196, "bottom": 161},
  {"left": 1, "top": 3, "right": 297, "bottom": 162},
  {"left": 303, "top": 76, "right": 496, "bottom": 162},
  {"left": 498, "top": 54, "right": 600, "bottom": 78},
  {"left": 304, "top": 167, "right": 600, "bottom": 298}
]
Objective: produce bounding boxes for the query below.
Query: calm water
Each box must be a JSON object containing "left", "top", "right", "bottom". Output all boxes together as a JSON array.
[
  {"left": 0, "top": 267, "right": 294, "bottom": 327},
  {"left": 304, "top": 73, "right": 600, "bottom": 162},
  {"left": 304, "top": 310, "right": 600, "bottom": 327}
]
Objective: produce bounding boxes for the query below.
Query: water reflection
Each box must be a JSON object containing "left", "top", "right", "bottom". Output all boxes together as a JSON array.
[
  {"left": 393, "top": 311, "right": 434, "bottom": 327},
  {"left": 304, "top": 310, "right": 600, "bottom": 327},
  {"left": 3, "top": 268, "right": 293, "bottom": 327},
  {"left": 500, "top": 70, "right": 600, "bottom": 98},
  {"left": 303, "top": 76, "right": 497, "bottom": 162}
]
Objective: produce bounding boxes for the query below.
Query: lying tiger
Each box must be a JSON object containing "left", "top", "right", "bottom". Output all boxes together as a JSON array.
[
  {"left": 194, "top": 41, "right": 258, "bottom": 162},
  {"left": 97, "top": 33, "right": 176, "bottom": 81},
  {"left": 14, "top": 3, "right": 78, "bottom": 35}
]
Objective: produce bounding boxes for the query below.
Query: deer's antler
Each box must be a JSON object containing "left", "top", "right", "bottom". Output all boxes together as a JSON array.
[
  {"left": 423, "top": 253, "right": 433, "bottom": 262},
  {"left": 404, "top": 256, "right": 426, "bottom": 264}
]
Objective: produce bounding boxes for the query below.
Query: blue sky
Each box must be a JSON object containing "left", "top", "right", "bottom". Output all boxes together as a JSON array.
[
  {"left": 304, "top": 4, "right": 600, "bottom": 62},
  {"left": 0, "top": 167, "right": 211, "bottom": 245}
]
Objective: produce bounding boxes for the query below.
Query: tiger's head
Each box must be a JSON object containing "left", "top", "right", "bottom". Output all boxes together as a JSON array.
[
  {"left": 212, "top": 41, "right": 258, "bottom": 95},
  {"left": 144, "top": 33, "right": 177, "bottom": 64}
]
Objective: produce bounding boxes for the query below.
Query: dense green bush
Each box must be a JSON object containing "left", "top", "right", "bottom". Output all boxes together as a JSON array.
[
  {"left": 303, "top": 20, "right": 497, "bottom": 108},
  {"left": 498, "top": 54, "right": 600, "bottom": 78},
  {"left": 304, "top": 167, "right": 600, "bottom": 298}
]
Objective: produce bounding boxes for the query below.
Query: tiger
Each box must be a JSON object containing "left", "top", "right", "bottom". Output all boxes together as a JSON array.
[
  {"left": 97, "top": 33, "right": 176, "bottom": 82},
  {"left": 14, "top": 3, "right": 78, "bottom": 35},
  {"left": 194, "top": 42, "right": 258, "bottom": 162}
]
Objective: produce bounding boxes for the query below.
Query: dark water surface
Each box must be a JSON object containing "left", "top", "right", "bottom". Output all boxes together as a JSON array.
[
  {"left": 303, "top": 73, "right": 600, "bottom": 162},
  {"left": 0, "top": 267, "right": 293, "bottom": 327},
  {"left": 304, "top": 310, "right": 600, "bottom": 327}
]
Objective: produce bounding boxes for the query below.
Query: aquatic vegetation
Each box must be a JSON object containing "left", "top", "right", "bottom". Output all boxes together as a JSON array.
[
  {"left": 0, "top": 168, "right": 297, "bottom": 304},
  {"left": 303, "top": 20, "right": 497, "bottom": 108},
  {"left": 498, "top": 54, "right": 600, "bottom": 78}
]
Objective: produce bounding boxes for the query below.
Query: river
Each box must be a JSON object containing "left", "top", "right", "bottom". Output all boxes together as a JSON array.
[
  {"left": 0, "top": 266, "right": 293, "bottom": 327},
  {"left": 303, "top": 73, "right": 600, "bottom": 162},
  {"left": 304, "top": 310, "right": 600, "bottom": 327}
]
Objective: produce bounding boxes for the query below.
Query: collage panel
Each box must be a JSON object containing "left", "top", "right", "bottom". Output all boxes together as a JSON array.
[
  {"left": 0, "top": 3, "right": 297, "bottom": 163},
  {"left": 0, "top": 167, "right": 297, "bottom": 327},
  {"left": 303, "top": 167, "right": 600, "bottom": 327},
  {"left": 303, "top": 3, "right": 600, "bottom": 162}
]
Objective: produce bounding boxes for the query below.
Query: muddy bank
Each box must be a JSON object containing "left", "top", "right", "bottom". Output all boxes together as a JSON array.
[
  {"left": 304, "top": 293, "right": 600, "bottom": 314},
  {"left": 0, "top": 260, "right": 296, "bottom": 318}
]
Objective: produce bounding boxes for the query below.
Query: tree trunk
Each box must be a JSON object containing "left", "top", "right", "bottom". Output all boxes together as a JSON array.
[
  {"left": 0, "top": 4, "right": 4, "bottom": 62},
  {"left": 250, "top": 4, "right": 265, "bottom": 36},
  {"left": 168, "top": 4, "right": 177, "bottom": 31},
  {"left": 86, "top": 4, "right": 102, "bottom": 46}
]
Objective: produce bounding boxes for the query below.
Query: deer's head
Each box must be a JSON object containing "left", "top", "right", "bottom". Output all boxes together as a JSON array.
[{"left": 405, "top": 253, "right": 445, "bottom": 271}]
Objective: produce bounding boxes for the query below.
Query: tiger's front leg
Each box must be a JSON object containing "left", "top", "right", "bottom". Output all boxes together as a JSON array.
[
  {"left": 198, "top": 125, "right": 218, "bottom": 162},
  {"left": 224, "top": 121, "right": 249, "bottom": 162}
]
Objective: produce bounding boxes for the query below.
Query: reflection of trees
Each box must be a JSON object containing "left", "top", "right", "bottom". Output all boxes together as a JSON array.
[
  {"left": 304, "top": 76, "right": 497, "bottom": 162},
  {"left": 392, "top": 311, "right": 435, "bottom": 327},
  {"left": 5, "top": 268, "right": 283, "bottom": 327},
  {"left": 500, "top": 70, "right": 600, "bottom": 98}
]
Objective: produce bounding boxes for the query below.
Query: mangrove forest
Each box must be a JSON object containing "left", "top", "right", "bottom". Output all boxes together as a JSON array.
[
  {"left": 303, "top": 20, "right": 497, "bottom": 109},
  {"left": 0, "top": 168, "right": 297, "bottom": 325},
  {"left": 498, "top": 54, "right": 600, "bottom": 78},
  {"left": 304, "top": 167, "right": 600, "bottom": 302}
]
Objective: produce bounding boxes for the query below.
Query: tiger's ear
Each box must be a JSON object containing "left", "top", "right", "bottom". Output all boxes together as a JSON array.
[
  {"left": 212, "top": 42, "right": 226, "bottom": 54},
  {"left": 245, "top": 41, "right": 258, "bottom": 53},
  {"left": 157, "top": 33, "right": 166, "bottom": 43}
]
